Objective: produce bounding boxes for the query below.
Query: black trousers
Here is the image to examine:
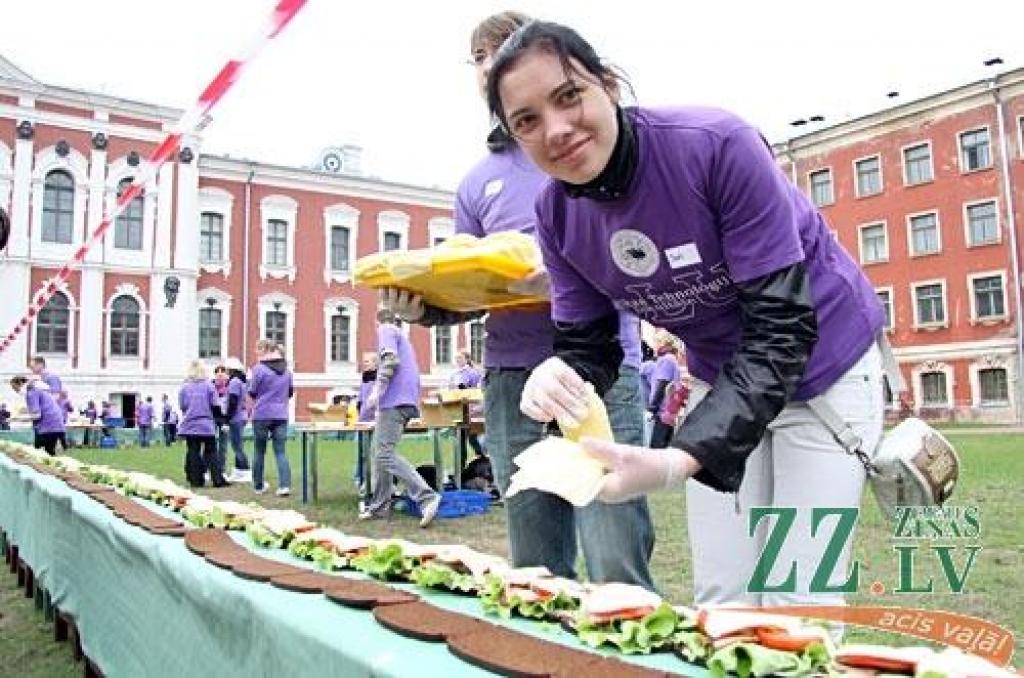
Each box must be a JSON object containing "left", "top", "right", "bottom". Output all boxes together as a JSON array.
[
  {"left": 183, "top": 435, "right": 226, "bottom": 487},
  {"left": 164, "top": 423, "right": 177, "bottom": 446},
  {"left": 649, "top": 420, "right": 675, "bottom": 449},
  {"left": 34, "top": 432, "right": 62, "bottom": 456}
]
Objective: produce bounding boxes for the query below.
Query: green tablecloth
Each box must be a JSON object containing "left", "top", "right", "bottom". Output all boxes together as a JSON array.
[{"left": 0, "top": 454, "right": 703, "bottom": 677}]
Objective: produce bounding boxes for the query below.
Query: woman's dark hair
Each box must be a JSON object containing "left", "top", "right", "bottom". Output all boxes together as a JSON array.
[
  {"left": 0, "top": 206, "right": 9, "bottom": 251},
  {"left": 486, "top": 21, "right": 631, "bottom": 134}
]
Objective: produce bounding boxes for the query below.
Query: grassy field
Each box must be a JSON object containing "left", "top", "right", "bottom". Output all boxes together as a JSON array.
[{"left": 2, "top": 431, "right": 1021, "bottom": 674}]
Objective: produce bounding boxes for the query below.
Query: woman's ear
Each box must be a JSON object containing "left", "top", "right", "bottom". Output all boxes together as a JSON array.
[{"left": 602, "top": 74, "right": 621, "bottom": 104}]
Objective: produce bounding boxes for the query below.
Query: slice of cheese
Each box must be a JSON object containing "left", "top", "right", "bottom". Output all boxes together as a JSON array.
[
  {"left": 507, "top": 436, "right": 608, "bottom": 507},
  {"left": 556, "top": 384, "right": 612, "bottom": 443}
]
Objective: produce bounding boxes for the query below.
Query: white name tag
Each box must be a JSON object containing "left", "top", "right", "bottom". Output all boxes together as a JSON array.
[
  {"left": 665, "top": 243, "right": 701, "bottom": 269},
  {"left": 484, "top": 179, "right": 504, "bottom": 197}
]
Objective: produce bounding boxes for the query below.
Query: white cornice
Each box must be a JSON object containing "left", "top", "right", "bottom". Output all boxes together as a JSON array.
[
  {"left": 198, "top": 155, "right": 454, "bottom": 210},
  {"left": 0, "top": 102, "right": 171, "bottom": 144},
  {"left": 0, "top": 76, "right": 181, "bottom": 123}
]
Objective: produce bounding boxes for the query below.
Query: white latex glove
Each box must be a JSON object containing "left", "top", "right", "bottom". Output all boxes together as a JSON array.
[
  {"left": 582, "top": 438, "right": 701, "bottom": 503},
  {"left": 379, "top": 287, "right": 424, "bottom": 322},
  {"left": 507, "top": 268, "right": 550, "bottom": 299},
  {"left": 519, "top": 357, "right": 588, "bottom": 427}
]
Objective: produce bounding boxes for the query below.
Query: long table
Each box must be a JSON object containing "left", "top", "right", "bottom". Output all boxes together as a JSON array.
[{"left": 0, "top": 454, "right": 701, "bottom": 676}]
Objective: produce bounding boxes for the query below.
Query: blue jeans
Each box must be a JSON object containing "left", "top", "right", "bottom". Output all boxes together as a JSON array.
[
  {"left": 138, "top": 424, "right": 152, "bottom": 447},
  {"left": 229, "top": 421, "right": 249, "bottom": 470},
  {"left": 485, "top": 365, "right": 656, "bottom": 590},
  {"left": 252, "top": 419, "right": 290, "bottom": 490}
]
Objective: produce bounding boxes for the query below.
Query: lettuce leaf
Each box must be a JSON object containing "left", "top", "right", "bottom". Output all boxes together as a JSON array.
[
  {"left": 479, "top": 574, "right": 514, "bottom": 618},
  {"left": 351, "top": 543, "right": 417, "bottom": 581},
  {"left": 707, "top": 641, "right": 833, "bottom": 678},
  {"left": 182, "top": 508, "right": 212, "bottom": 528},
  {"left": 245, "top": 523, "right": 285, "bottom": 549},
  {"left": 288, "top": 538, "right": 318, "bottom": 560},
  {"left": 478, "top": 575, "right": 579, "bottom": 620},
  {"left": 410, "top": 562, "right": 477, "bottom": 593},
  {"left": 576, "top": 603, "right": 680, "bottom": 655},
  {"left": 311, "top": 545, "right": 351, "bottom": 572}
]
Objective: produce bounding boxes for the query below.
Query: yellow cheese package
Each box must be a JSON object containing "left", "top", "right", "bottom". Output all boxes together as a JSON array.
[{"left": 353, "top": 232, "right": 547, "bottom": 312}]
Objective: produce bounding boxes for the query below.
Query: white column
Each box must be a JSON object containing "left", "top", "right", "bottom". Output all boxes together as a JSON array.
[
  {"left": 77, "top": 266, "right": 104, "bottom": 373},
  {"left": 86, "top": 146, "right": 107, "bottom": 265},
  {"left": 9, "top": 135, "right": 33, "bottom": 258},
  {"left": 173, "top": 142, "right": 199, "bottom": 272},
  {"left": 0, "top": 261, "right": 31, "bottom": 372},
  {"left": 154, "top": 163, "right": 174, "bottom": 269}
]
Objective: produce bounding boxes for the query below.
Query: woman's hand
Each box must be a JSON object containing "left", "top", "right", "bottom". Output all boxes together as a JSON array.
[
  {"left": 379, "top": 287, "right": 425, "bottom": 322},
  {"left": 519, "top": 357, "right": 587, "bottom": 427},
  {"left": 582, "top": 437, "right": 702, "bottom": 503}
]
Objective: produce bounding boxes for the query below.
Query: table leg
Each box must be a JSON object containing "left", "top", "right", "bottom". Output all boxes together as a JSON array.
[
  {"left": 432, "top": 429, "right": 443, "bottom": 491},
  {"left": 311, "top": 433, "right": 319, "bottom": 502},
  {"left": 457, "top": 426, "right": 468, "bottom": 490},
  {"left": 360, "top": 430, "right": 373, "bottom": 502},
  {"left": 301, "top": 432, "right": 309, "bottom": 504}
]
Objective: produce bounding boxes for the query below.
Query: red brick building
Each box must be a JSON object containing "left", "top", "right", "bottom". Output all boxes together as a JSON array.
[{"left": 775, "top": 69, "right": 1024, "bottom": 422}]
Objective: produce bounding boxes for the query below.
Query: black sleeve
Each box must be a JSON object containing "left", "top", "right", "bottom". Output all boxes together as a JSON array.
[
  {"left": 552, "top": 311, "right": 623, "bottom": 396},
  {"left": 672, "top": 262, "right": 818, "bottom": 493},
  {"left": 649, "top": 379, "right": 670, "bottom": 413},
  {"left": 226, "top": 393, "right": 240, "bottom": 420},
  {"left": 417, "top": 303, "right": 487, "bottom": 328}
]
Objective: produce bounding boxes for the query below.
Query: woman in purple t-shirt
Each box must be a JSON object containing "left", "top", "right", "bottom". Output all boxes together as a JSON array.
[
  {"left": 10, "top": 375, "right": 66, "bottom": 456},
  {"left": 249, "top": 340, "right": 293, "bottom": 496},
  {"left": 487, "top": 22, "right": 886, "bottom": 615},
  {"left": 178, "top": 360, "right": 229, "bottom": 488}
]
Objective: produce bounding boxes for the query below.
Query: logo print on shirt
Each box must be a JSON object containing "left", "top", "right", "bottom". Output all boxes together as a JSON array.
[
  {"left": 614, "top": 262, "right": 737, "bottom": 323},
  {"left": 665, "top": 243, "right": 701, "bottom": 269},
  {"left": 610, "top": 229, "right": 660, "bottom": 278},
  {"left": 484, "top": 179, "right": 504, "bottom": 197}
]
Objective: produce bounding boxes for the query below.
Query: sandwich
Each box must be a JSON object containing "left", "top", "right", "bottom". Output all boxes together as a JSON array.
[
  {"left": 699, "top": 607, "right": 834, "bottom": 677},
  {"left": 575, "top": 582, "right": 679, "bottom": 654},
  {"left": 181, "top": 496, "right": 216, "bottom": 527},
  {"left": 287, "top": 528, "right": 372, "bottom": 570},
  {"left": 479, "top": 566, "right": 582, "bottom": 620},
  {"left": 351, "top": 539, "right": 442, "bottom": 581},
  {"left": 409, "top": 545, "right": 506, "bottom": 594},
  {"left": 209, "top": 500, "right": 264, "bottom": 530},
  {"left": 246, "top": 509, "right": 317, "bottom": 548}
]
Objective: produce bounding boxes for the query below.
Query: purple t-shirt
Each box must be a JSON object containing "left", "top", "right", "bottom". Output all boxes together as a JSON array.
[
  {"left": 138, "top": 402, "right": 154, "bottom": 426},
  {"left": 535, "top": 106, "right": 884, "bottom": 401},
  {"left": 26, "top": 385, "right": 65, "bottom": 434},
  {"left": 227, "top": 377, "right": 248, "bottom": 424},
  {"left": 40, "top": 370, "right": 62, "bottom": 394},
  {"left": 178, "top": 380, "right": 219, "bottom": 437},
  {"left": 377, "top": 324, "right": 420, "bottom": 409},
  {"left": 448, "top": 366, "right": 482, "bottom": 389},
  {"left": 649, "top": 354, "right": 681, "bottom": 413},
  {"left": 249, "top": 361, "right": 293, "bottom": 421},
  {"left": 358, "top": 379, "right": 376, "bottom": 422},
  {"left": 456, "top": 145, "right": 641, "bottom": 370}
]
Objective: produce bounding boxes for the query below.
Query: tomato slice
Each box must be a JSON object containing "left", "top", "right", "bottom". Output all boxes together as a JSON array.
[
  {"left": 587, "top": 606, "right": 655, "bottom": 624},
  {"left": 837, "top": 655, "right": 916, "bottom": 673},
  {"left": 755, "top": 628, "right": 822, "bottom": 653}
]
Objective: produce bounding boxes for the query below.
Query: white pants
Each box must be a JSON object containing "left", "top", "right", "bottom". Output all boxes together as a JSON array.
[{"left": 685, "top": 343, "right": 884, "bottom": 608}]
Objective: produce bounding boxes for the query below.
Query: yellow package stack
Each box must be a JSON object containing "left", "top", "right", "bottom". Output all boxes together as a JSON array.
[{"left": 353, "top": 232, "right": 546, "bottom": 312}]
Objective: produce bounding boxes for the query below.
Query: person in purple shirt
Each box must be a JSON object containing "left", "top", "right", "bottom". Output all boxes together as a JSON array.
[
  {"left": 11, "top": 376, "right": 65, "bottom": 456},
  {"left": 249, "top": 340, "right": 293, "bottom": 496},
  {"left": 647, "top": 336, "right": 681, "bottom": 449},
  {"left": 488, "top": 22, "right": 886, "bottom": 614},
  {"left": 160, "top": 394, "right": 178, "bottom": 445},
  {"left": 137, "top": 396, "right": 155, "bottom": 448},
  {"left": 81, "top": 400, "right": 98, "bottom": 446},
  {"left": 178, "top": 361, "right": 228, "bottom": 488},
  {"left": 377, "top": 12, "right": 654, "bottom": 588},
  {"left": 223, "top": 357, "right": 251, "bottom": 483},
  {"left": 357, "top": 352, "right": 378, "bottom": 423},
  {"left": 56, "top": 390, "right": 73, "bottom": 450},
  {"left": 30, "top": 356, "right": 62, "bottom": 394},
  {"left": 359, "top": 310, "right": 441, "bottom": 527},
  {"left": 448, "top": 350, "right": 486, "bottom": 457}
]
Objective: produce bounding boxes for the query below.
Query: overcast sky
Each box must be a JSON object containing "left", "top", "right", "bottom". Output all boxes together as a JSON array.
[{"left": 4, "top": 0, "right": 1024, "bottom": 192}]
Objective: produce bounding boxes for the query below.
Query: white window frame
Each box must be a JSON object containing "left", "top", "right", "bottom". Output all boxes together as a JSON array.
[
  {"left": 31, "top": 280, "right": 76, "bottom": 371},
  {"left": 807, "top": 167, "right": 834, "bottom": 207},
  {"left": 906, "top": 209, "right": 942, "bottom": 257},
  {"left": 259, "top": 195, "right": 298, "bottom": 282},
  {"left": 428, "top": 216, "right": 454, "bottom": 248},
  {"left": 377, "top": 210, "right": 410, "bottom": 252},
  {"left": 852, "top": 153, "right": 883, "bottom": 198},
  {"left": 196, "top": 287, "right": 233, "bottom": 365},
  {"left": 913, "top": 363, "right": 954, "bottom": 408},
  {"left": 431, "top": 325, "right": 456, "bottom": 369},
  {"left": 323, "top": 296, "right": 358, "bottom": 372},
  {"left": 969, "top": 358, "right": 1013, "bottom": 408},
  {"left": 901, "top": 140, "right": 934, "bottom": 186},
  {"left": 105, "top": 283, "right": 147, "bottom": 367},
  {"left": 197, "top": 187, "right": 234, "bottom": 276},
  {"left": 257, "top": 292, "right": 296, "bottom": 364},
  {"left": 875, "top": 286, "right": 895, "bottom": 332},
  {"left": 466, "top": 317, "right": 487, "bottom": 366},
  {"left": 911, "top": 278, "right": 948, "bottom": 330},
  {"left": 323, "top": 203, "right": 360, "bottom": 284},
  {"left": 957, "top": 125, "right": 993, "bottom": 173},
  {"left": 962, "top": 197, "right": 1001, "bottom": 247},
  {"left": 857, "top": 220, "right": 889, "bottom": 265},
  {"left": 966, "top": 269, "right": 1008, "bottom": 324},
  {"left": 104, "top": 157, "right": 157, "bottom": 267},
  {"left": 30, "top": 145, "right": 89, "bottom": 262}
]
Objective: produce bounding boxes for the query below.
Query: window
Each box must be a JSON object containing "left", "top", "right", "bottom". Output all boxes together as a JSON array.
[
  {"left": 909, "top": 213, "right": 940, "bottom": 255},
  {"left": 330, "top": 313, "right": 350, "bottom": 362},
  {"left": 110, "top": 296, "right": 140, "bottom": 357},
  {"left": 435, "top": 325, "right": 453, "bottom": 365},
  {"left": 330, "top": 226, "right": 350, "bottom": 272},
  {"left": 877, "top": 290, "right": 893, "bottom": 329},
  {"left": 959, "top": 128, "right": 991, "bottom": 171},
  {"left": 42, "top": 170, "right": 74, "bottom": 244},
  {"left": 855, "top": 156, "right": 882, "bottom": 196},
  {"left": 383, "top": 231, "right": 402, "bottom": 251},
  {"left": 266, "top": 219, "right": 288, "bottom": 266},
  {"left": 265, "top": 310, "right": 287, "bottom": 345},
  {"left": 921, "top": 372, "right": 948, "bottom": 406},
  {"left": 114, "top": 178, "right": 144, "bottom": 250},
  {"left": 200, "top": 213, "right": 224, "bottom": 263},
  {"left": 972, "top": 275, "right": 1005, "bottom": 319},
  {"left": 979, "top": 368, "right": 1009, "bottom": 405},
  {"left": 966, "top": 201, "right": 998, "bottom": 246},
  {"left": 914, "top": 283, "right": 945, "bottom": 325},
  {"left": 860, "top": 223, "right": 887, "bottom": 263},
  {"left": 903, "top": 143, "right": 933, "bottom": 185},
  {"left": 36, "top": 292, "right": 69, "bottom": 354},
  {"left": 809, "top": 169, "right": 833, "bottom": 206},
  {"left": 198, "top": 308, "right": 222, "bottom": 359},
  {"left": 469, "top": 320, "right": 485, "bottom": 365}
]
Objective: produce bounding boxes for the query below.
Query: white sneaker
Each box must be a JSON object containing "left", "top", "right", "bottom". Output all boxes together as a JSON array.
[
  {"left": 275, "top": 487, "right": 291, "bottom": 497},
  {"left": 419, "top": 494, "right": 441, "bottom": 528},
  {"left": 254, "top": 485, "right": 268, "bottom": 495}
]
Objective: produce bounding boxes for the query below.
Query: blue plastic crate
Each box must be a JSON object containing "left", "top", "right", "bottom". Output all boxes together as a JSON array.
[
  {"left": 396, "top": 489, "right": 492, "bottom": 520},
  {"left": 99, "top": 436, "right": 118, "bottom": 449}
]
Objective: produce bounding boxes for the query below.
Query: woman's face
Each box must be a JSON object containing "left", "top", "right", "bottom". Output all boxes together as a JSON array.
[
  {"left": 456, "top": 353, "right": 468, "bottom": 368},
  {"left": 472, "top": 46, "right": 495, "bottom": 100},
  {"left": 497, "top": 49, "right": 619, "bottom": 184}
]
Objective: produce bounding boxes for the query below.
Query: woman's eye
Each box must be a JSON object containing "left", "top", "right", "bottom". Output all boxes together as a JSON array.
[
  {"left": 558, "top": 86, "right": 583, "bottom": 106},
  {"left": 513, "top": 114, "right": 538, "bottom": 134}
]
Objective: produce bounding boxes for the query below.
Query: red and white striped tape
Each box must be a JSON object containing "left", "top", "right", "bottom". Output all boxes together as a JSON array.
[{"left": 0, "top": 0, "right": 307, "bottom": 355}]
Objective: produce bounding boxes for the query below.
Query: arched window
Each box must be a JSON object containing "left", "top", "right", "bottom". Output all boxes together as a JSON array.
[
  {"left": 36, "top": 292, "right": 70, "bottom": 353},
  {"left": 110, "top": 295, "right": 141, "bottom": 356},
  {"left": 42, "top": 170, "right": 74, "bottom": 243},
  {"left": 114, "top": 178, "right": 144, "bottom": 250}
]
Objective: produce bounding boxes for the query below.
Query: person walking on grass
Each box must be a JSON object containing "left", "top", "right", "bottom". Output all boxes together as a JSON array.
[
  {"left": 178, "top": 361, "right": 229, "bottom": 488},
  {"left": 249, "top": 340, "right": 293, "bottom": 497},
  {"left": 223, "top": 357, "right": 252, "bottom": 483}
]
